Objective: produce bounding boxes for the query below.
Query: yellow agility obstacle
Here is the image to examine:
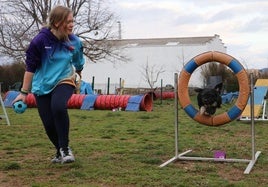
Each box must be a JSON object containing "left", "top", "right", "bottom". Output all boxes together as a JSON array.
[{"left": 240, "top": 79, "right": 268, "bottom": 121}]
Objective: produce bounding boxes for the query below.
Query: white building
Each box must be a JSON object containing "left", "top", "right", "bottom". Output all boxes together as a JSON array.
[{"left": 82, "top": 34, "right": 226, "bottom": 94}]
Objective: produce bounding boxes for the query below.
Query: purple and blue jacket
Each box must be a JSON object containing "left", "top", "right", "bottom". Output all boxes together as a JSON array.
[{"left": 25, "top": 27, "right": 85, "bottom": 95}]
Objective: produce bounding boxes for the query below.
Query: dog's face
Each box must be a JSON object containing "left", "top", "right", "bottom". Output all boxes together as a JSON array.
[{"left": 195, "top": 88, "right": 222, "bottom": 116}]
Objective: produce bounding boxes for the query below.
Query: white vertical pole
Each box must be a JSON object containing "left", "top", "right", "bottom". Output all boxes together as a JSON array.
[
  {"left": 174, "top": 73, "right": 179, "bottom": 157},
  {"left": 0, "top": 83, "right": 11, "bottom": 126},
  {"left": 250, "top": 73, "right": 255, "bottom": 160}
]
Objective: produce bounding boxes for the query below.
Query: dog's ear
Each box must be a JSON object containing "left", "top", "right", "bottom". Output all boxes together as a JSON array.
[{"left": 194, "top": 88, "right": 203, "bottom": 93}]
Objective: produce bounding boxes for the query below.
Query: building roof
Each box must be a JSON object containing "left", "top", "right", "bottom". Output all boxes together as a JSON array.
[{"left": 111, "top": 34, "right": 224, "bottom": 47}]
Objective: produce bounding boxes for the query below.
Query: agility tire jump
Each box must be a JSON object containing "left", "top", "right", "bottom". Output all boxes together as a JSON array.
[{"left": 178, "top": 51, "right": 249, "bottom": 126}]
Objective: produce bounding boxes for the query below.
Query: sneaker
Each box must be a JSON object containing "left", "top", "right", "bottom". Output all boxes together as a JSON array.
[
  {"left": 60, "top": 147, "right": 75, "bottom": 164},
  {"left": 51, "top": 150, "right": 62, "bottom": 163}
]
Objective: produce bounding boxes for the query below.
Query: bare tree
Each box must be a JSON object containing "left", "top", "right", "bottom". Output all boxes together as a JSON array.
[
  {"left": 200, "top": 62, "right": 240, "bottom": 92},
  {"left": 0, "top": 0, "right": 126, "bottom": 63},
  {"left": 200, "top": 62, "right": 228, "bottom": 80},
  {"left": 141, "top": 59, "right": 165, "bottom": 89}
]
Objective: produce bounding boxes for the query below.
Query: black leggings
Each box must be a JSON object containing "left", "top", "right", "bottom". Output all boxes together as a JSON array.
[{"left": 34, "top": 84, "right": 74, "bottom": 150}]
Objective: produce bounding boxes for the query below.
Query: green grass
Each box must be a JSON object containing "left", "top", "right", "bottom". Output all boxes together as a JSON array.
[{"left": 0, "top": 98, "right": 267, "bottom": 187}]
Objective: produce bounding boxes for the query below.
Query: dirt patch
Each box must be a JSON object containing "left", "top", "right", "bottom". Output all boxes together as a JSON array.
[
  {"left": 0, "top": 171, "right": 24, "bottom": 187},
  {"left": 216, "top": 164, "right": 245, "bottom": 181}
]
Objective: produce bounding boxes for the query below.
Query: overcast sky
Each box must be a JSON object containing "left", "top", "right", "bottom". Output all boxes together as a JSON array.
[{"left": 111, "top": 0, "right": 268, "bottom": 69}]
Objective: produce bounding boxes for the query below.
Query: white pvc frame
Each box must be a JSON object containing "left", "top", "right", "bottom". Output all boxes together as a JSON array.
[
  {"left": 0, "top": 83, "right": 10, "bottom": 126},
  {"left": 159, "top": 73, "right": 261, "bottom": 174}
]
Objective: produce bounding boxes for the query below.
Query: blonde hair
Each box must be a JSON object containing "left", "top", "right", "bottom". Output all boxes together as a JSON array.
[{"left": 48, "top": 5, "right": 73, "bottom": 40}]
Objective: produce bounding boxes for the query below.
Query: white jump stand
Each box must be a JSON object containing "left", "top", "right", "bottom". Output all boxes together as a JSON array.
[{"left": 159, "top": 73, "right": 261, "bottom": 174}]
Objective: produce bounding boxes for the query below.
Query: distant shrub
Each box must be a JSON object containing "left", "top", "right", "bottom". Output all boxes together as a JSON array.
[{"left": 0, "top": 62, "right": 25, "bottom": 92}]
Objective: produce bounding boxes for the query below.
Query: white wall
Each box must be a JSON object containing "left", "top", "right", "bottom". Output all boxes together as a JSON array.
[{"left": 82, "top": 36, "right": 226, "bottom": 92}]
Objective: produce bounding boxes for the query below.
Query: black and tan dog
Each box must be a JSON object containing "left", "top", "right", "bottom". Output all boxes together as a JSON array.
[{"left": 195, "top": 84, "right": 222, "bottom": 116}]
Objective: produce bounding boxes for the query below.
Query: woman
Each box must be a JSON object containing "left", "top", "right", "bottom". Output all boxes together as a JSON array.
[{"left": 13, "top": 5, "right": 85, "bottom": 164}]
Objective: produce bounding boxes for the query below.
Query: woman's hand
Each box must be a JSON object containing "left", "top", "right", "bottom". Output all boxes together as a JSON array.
[{"left": 12, "top": 93, "right": 27, "bottom": 105}]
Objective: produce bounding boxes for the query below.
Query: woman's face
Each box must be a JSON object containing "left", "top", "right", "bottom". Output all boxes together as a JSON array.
[{"left": 58, "top": 13, "right": 74, "bottom": 36}]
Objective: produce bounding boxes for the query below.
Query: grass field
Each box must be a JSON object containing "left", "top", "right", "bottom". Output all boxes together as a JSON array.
[{"left": 0, "top": 98, "right": 267, "bottom": 187}]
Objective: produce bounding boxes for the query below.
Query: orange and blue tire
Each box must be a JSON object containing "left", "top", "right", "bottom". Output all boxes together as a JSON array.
[{"left": 178, "top": 51, "right": 249, "bottom": 126}]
